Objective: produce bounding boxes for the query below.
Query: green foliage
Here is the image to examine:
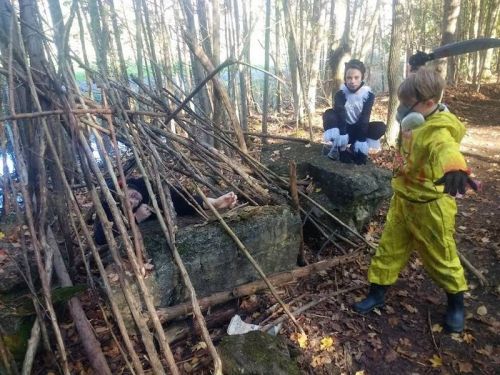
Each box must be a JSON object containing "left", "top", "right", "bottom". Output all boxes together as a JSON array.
[{"left": 0, "top": 285, "right": 87, "bottom": 318}]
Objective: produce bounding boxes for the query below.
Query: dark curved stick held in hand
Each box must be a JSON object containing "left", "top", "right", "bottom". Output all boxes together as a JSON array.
[{"left": 409, "top": 38, "right": 500, "bottom": 71}]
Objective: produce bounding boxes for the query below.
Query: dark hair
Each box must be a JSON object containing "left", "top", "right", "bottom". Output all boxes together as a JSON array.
[
  {"left": 126, "top": 177, "right": 150, "bottom": 204},
  {"left": 344, "top": 59, "right": 366, "bottom": 78}
]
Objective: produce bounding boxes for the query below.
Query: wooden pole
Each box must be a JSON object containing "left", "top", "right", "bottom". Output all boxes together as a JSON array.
[
  {"left": 157, "top": 252, "right": 360, "bottom": 323},
  {"left": 289, "top": 161, "right": 307, "bottom": 266}
]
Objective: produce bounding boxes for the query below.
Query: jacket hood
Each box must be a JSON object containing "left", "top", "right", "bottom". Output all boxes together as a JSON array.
[{"left": 425, "top": 110, "right": 466, "bottom": 143}]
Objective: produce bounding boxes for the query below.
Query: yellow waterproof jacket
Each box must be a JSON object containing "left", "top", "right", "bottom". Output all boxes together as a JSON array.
[{"left": 393, "top": 110, "right": 469, "bottom": 202}]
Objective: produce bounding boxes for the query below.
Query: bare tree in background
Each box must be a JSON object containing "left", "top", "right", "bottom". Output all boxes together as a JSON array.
[
  {"left": 438, "top": 0, "right": 461, "bottom": 83},
  {"left": 386, "top": 0, "right": 405, "bottom": 146}
]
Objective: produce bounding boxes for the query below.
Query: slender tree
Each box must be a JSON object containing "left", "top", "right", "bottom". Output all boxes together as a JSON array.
[
  {"left": 438, "top": 0, "right": 461, "bottom": 83},
  {"left": 262, "top": 0, "right": 272, "bottom": 141},
  {"left": 386, "top": 0, "right": 405, "bottom": 146}
]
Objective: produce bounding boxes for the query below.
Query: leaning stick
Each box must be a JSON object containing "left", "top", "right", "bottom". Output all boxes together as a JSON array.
[
  {"left": 260, "top": 285, "right": 365, "bottom": 332},
  {"left": 156, "top": 252, "right": 361, "bottom": 323},
  {"left": 220, "top": 129, "right": 311, "bottom": 143},
  {"left": 196, "top": 187, "right": 305, "bottom": 335},
  {"left": 457, "top": 250, "right": 488, "bottom": 286},
  {"left": 289, "top": 161, "right": 307, "bottom": 265},
  {"left": 139, "top": 138, "right": 223, "bottom": 375},
  {"left": 49, "top": 227, "right": 112, "bottom": 375}
]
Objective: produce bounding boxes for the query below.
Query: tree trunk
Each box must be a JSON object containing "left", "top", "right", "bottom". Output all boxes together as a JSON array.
[
  {"left": 438, "top": 0, "right": 461, "bottom": 83},
  {"left": 475, "top": 0, "right": 499, "bottom": 90},
  {"left": 385, "top": 0, "right": 405, "bottom": 146},
  {"left": 179, "top": 0, "right": 213, "bottom": 143},
  {"left": 262, "top": 0, "right": 271, "bottom": 141},
  {"left": 183, "top": 32, "right": 248, "bottom": 153},
  {"left": 275, "top": 0, "right": 282, "bottom": 113},
  {"left": 233, "top": 0, "right": 249, "bottom": 132},
  {"left": 284, "top": 0, "right": 302, "bottom": 127},
  {"left": 359, "top": 0, "right": 380, "bottom": 60},
  {"left": 305, "top": 0, "right": 326, "bottom": 114},
  {"left": 212, "top": 0, "right": 223, "bottom": 146},
  {"left": 109, "top": 0, "right": 129, "bottom": 83},
  {"left": 328, "top": 0, "right": 351, "bottom": 103}
]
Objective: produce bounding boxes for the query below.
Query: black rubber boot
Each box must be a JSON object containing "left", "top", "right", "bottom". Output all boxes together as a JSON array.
[
  {"left": 444, "top": 292, "right": 465, "bottom": 333},
  {"left": 339, "top": 149, "right": 353, "bottom": 164},
  {"left": 353, "top": 284, "right": 388, "bottom": 314}
]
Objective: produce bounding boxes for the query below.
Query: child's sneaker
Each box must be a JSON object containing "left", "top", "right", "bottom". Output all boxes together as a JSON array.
[
  {"left": 339, "top": 149, "right": 353, "bottom": 164},
  {"left": 354, "top": 151, "right": 368, "bottom": 165},
  {"left": 327, "top": 147, "right": 339, "bottom": 161}
]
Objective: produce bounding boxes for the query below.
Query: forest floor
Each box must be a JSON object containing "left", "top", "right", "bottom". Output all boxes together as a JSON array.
[
  {"left": 250, "top": 83, "right": 500, "bottom": 375},
  {"left": 33, "top": 84, "right": 499, "bottom": 374}
]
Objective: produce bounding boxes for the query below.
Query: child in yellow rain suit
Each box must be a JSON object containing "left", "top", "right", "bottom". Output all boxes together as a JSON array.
[{"left": 353, "top": 68, "right": 478, "bottom": 333}]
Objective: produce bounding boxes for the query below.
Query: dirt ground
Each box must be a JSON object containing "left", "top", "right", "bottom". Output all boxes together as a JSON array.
[
  {"left": 31, "top": 84, "right": 499, "bottom": 374},
  {"left": 271, "top": 83, "right": 500, "bottom": 375}
]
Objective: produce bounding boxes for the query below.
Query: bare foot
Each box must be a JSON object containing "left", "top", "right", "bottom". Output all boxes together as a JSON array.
[{"left": 209, "top": 192, "right": 238, "bottom": 210}]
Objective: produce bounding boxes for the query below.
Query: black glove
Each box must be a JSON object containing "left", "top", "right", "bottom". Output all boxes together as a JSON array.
[
  {"left": 409, "top": 51, "right": 434, "bottom": 72},
  {"left": 434, "top": 170, "right": 478, "bottom": 196}
]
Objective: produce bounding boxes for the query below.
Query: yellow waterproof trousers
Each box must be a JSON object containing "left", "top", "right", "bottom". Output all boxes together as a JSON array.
[{"left": 368, "top": 194, "right": 467, "bottom": 294}]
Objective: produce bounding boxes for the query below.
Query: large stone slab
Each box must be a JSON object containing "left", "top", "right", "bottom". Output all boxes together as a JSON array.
[
  {"left": 108, "top": 205, "right": 301, "bottom": 321},
  {"left": 261, "top": 142, "right": 392, "bottom": 231},
  {"left": 218, "top": 331, "right": 300, "bottom": 375}
]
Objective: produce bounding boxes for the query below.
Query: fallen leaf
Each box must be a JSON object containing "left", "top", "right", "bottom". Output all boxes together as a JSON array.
[
  {"left": 476, "top": 305, "right": 488, "bottom": 316},
  {"left": 397, "top": 290, "right": 409, "bottom": 297},
  {"left": 401, "top": 303, "right": 418, "bottom": 314},
  {"left": 290, "top": 332, "right": 308, "bottom": 349},
  {"left": 385, "top": 305, "right": 395, "bottom": 314},
  {"left": 458, "top": 361, "right": 473, "bottom": 373},
  {"left": 399, "top": 337, "right": 411, "bottom": 347},
  {"left": 310, "top": 353, "right": 332, "bottom": 367},
  {"left": 451, "top": 333, "right": 463, "bottom": 342},
  {"left": 476, "top": 345, "right": 493, "bottom": 357},
  {"left": 0, "top": 231, "right": 5, "bottom": 240},
  {"left": 429, "top": 354, "right": 443, "bottom": 368},
  {"left": 144, "top": 262, "right": 154, "bottom": 271},
  {"left": 432, "top": 324, "right": 443, "bottom": 333},
  {"left": 94, "top": 326, "right": 109, "bottom": 334},
  {"left": 384, "top": 348, "right": 398, "bottom": 363},
  {"left": 463, "top": 332, "right": 475, "bottom": 344},
  {"left": 388, "top": 317, "right": 399, "bottom": 327},
  {"left": 192, "top": 341, "right": 207, "bottom": 351},
  {"left": 320, "top": 336, "right": 334, "bottom": 351}
]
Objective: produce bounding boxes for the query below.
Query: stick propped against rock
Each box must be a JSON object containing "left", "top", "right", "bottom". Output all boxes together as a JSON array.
[{"left": 157, "top": 252, "right": 361, "bottom": 323}]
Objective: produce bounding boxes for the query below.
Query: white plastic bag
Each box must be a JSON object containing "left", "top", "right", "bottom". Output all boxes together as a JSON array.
[{"left": 227, "top": 314, "right": 261, "bottom": 335}]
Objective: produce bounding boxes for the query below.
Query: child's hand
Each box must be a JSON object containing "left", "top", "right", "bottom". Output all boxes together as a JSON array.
[
  {"left": 134, "top": 204, "right": 153, "bottom": 223},
  {"left": 434, "top": 171, "right": 478, "bottom": 196}
]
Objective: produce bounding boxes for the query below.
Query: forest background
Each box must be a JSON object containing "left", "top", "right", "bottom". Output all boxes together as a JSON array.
[{"left": 0, "top": 0, "right": 499, "bottom": 374}]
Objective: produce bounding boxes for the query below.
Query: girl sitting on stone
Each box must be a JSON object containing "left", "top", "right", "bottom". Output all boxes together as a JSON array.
[{"left": 323, "top": 59, "right": 386, "bottom": 165}]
